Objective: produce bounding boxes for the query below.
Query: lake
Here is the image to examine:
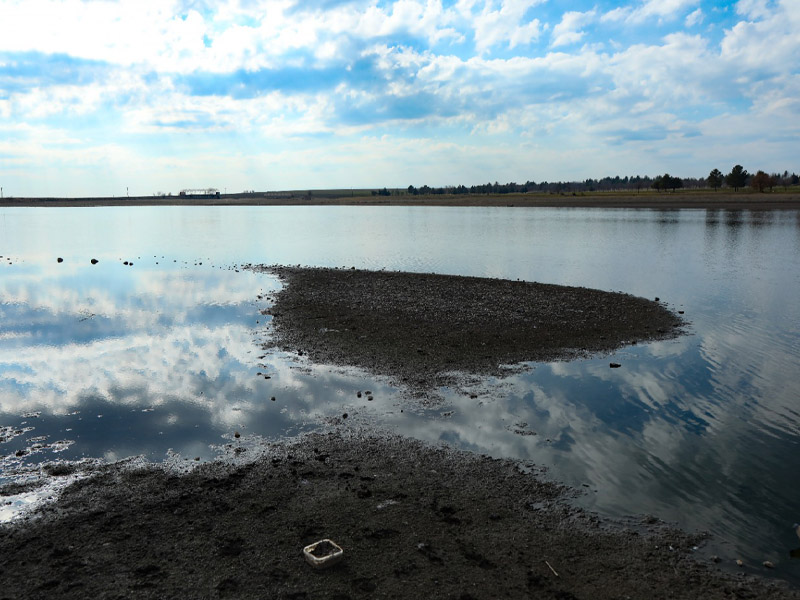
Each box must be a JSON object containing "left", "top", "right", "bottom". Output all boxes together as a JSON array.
[{"left": 1, "top": 205, "right": 799, "bottom": 583}]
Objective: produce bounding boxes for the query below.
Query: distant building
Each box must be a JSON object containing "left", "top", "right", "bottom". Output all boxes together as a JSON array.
[{"left": 179, "top": 188, "right": 220, "bottom": 198}]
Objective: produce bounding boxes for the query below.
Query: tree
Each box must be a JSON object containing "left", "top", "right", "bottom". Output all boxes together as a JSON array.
[
  {"left": 667, "top": 174, "right": 683, "bottom": 191},
  {"left": 707, "top": 168, "right": 723, "bottom": 191},
  {"left": 652, "top": 173, "right": 682, "bottom": 192},
  {"left": 725, "top": 165, "right": 748, "bottom": 191},
  {"left": 750, "top": 171, "right": 776, "bottom": 193}
]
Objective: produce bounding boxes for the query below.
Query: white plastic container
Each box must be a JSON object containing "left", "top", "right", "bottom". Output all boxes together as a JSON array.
[{"left": 303, "top": 539, "right": 344, "bottom": 569}]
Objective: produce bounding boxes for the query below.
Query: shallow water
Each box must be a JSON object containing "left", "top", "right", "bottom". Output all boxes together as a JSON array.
[{"left": 1, "top": 206, "right": 799, "bottom": 583}]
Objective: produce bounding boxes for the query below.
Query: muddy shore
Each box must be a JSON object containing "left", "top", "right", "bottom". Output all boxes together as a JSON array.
[
  {"left": 252, "top": 265, "right": 684, "bottom": 395},
  {"left": 1, "top": 432, "right": 798, "bottom": 599},
  {"left": 2, "top": 191, "right": 800, "bottom": 209}
]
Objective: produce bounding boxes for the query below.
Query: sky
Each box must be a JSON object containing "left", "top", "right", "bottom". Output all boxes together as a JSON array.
[{"left": 0, "top": 0, "right": 798, "bottom": 196}]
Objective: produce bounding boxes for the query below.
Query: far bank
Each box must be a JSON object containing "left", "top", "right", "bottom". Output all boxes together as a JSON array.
[{"left": 2, "top": 191, "right": 800, "bottom": 210}]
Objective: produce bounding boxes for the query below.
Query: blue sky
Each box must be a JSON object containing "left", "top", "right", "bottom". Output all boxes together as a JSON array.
[{"left": 0, "top": 0, "right": 798, "bottom": 196}]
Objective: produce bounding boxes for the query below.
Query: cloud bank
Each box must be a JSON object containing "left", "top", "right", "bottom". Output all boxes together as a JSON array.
[{"left": 0, "top": 0, "right": 798, "bottom": 195}]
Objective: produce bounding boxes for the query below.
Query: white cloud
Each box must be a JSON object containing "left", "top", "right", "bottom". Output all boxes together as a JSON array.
[
  {"left": 472, "top": 0, "right": 545, "bottom": 53},
  {"left": 720, "top": 1, "right": 800, "bottom": 73},
  {"left": 735, "top": 0, "right": 771, "bottom": 20},
  {"left": 602, "top": 0, "right": 699, "bottom": 25},
  {"left": 1, "top": 0, "right": 799, "bottom": 192},
  {"left": 685, "top": 8, "right": 703, "bottom": 26},
  {"left": 550, "top": 10, "right": 596, "bottom": 48}
]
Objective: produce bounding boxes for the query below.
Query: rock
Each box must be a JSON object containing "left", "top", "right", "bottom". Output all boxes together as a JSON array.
[
  {"left": 762, "top": 561, "right": 775, "bottom": 569},
  {"left": 736, "top": 559, "right": 744, "bottom": 567},
  {"left": 57, "top": 257, "right": 63, "bottom": 263},
  {"left": 610, "top": 363, "right": 622, "bottom": 368},
  {"left": 91, "top": 258, "right": 99, "bottom": 264},
  {"left": 234, "top": 431, "right": 240, "bottom": 438}
]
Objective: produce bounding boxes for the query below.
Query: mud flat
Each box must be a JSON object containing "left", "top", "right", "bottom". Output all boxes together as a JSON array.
[
  {"left": 252, "top": 265, "right": 685, "bottom": 395},
  {"left": 1, "top": 432, "right": 798, "bottom": 599}
]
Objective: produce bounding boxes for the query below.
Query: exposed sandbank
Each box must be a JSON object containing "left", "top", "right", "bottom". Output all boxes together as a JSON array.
[{"left": 251, "top": 265, "right": 685, "bottom": 395}]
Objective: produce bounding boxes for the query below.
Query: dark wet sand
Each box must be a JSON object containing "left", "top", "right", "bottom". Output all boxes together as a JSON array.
[
  {"left": 1, "top": 432, "right": 798, "bottom": 599},
  {"left": 3, "top": 191, "right": 800, "bottom": 209},
  {"left": 0, "top": 268, "right": 797, "bottom": 598},
  {"left": 252, "top": 265, "right": 684, "bottom": 395}
]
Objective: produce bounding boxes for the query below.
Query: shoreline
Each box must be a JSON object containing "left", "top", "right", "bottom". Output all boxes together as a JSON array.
[
  {"left": 1, "top": 432, "right": 797, "bottom": 599},
  {"left": 2, "top": 191, "right": 800, "bottom": 210}
]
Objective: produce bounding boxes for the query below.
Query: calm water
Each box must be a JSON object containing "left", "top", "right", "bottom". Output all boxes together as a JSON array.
[{"left": 1, "top": 206, "right": 799, "bottom": 583}]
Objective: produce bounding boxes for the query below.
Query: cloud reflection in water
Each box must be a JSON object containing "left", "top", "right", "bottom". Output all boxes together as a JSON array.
[{"left": 1, "top": 207, "right": 799, "bottom": 585}]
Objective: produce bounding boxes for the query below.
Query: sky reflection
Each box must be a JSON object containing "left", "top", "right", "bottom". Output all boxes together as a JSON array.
[{"left": 1, "top": 206, "right": 799, "bottom": 584}]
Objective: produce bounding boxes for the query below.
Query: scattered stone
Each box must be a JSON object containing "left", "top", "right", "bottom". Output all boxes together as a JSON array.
[{"left": 610, "top": 363, "right": 622, "bottom": 368}]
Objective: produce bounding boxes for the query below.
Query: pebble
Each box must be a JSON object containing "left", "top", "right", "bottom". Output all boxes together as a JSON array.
[
  {"left": 763, "top": 561, "right": 775, "bottom": 569},
  {"left": 91, "top": 258, "right": 99, "bottom": 264},
  {"left": 610, "top": 362, "right": 622, "bottom": 368}
]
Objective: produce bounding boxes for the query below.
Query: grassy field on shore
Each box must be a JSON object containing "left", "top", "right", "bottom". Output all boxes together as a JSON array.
[{"left": 3, "top": 189, "right": 800, "bottom": 209}]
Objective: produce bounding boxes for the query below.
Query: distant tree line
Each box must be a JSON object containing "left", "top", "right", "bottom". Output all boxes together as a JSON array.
[{"left": 405, "top": 166, "right": 799, "bottom": 196}]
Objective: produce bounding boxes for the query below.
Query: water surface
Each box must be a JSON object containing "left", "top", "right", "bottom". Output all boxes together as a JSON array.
[{"left": 1, "top": 206, "right": 799, "bottom": 583}]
